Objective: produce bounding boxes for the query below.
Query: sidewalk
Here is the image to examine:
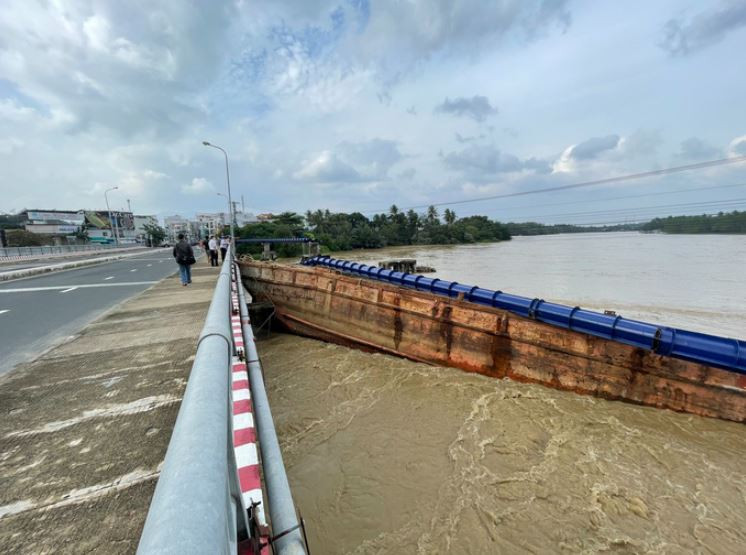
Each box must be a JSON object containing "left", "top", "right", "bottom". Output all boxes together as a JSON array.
[{"left": 0, "top": 263, "right": 219, "bottom": 553}]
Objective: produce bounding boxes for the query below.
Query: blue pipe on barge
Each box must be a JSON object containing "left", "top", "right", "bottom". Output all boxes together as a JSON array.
[{"left": 301, "top": 255, "right": 746, "bottom": 375}]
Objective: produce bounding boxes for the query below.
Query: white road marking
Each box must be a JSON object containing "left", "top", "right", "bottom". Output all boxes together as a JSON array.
[
  {"left": 0, "top": 309, "right": 9, "bottom": 315},
  {"left": 0, "top": 282, "right": 158, "bottom": 293},
  {"left": 130, "top": 269, "right": 137, "bottom": 272},
  {"left": 147, "top": 264, "right": 152, "bottom": 267},
  {"left": 104, "top": 276, "right": 114, "bottom": 280},
  {"left": 60, "top": 287, "right": 78, "bottom": 293}
]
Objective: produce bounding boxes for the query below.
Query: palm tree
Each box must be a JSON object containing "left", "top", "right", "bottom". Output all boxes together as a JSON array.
[{"left": 444, "top": 208, "right": 456, "bottom": 225}]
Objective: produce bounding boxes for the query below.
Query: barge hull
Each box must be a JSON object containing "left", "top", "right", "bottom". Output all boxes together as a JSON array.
[{"left": 239, "top": 261, "right": 746, "bottom": 423}]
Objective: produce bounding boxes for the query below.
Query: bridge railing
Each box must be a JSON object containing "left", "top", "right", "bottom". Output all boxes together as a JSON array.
[
  {"left": 236, "top": 275, "right": 307, "bottom": 554},
  {"left": 138, "top": 251, "right": 306, "bottom": 554},
  {"left": 138, "top": 251, "right": 249, "bottom": 553},
  {"left": 0, "top": 244, "right": 140, "bottom": 258}
]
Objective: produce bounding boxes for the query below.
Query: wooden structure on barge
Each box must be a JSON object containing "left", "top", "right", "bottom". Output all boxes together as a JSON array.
[{"left": 239, "top": 260, "right": 746, "bottom": 423}]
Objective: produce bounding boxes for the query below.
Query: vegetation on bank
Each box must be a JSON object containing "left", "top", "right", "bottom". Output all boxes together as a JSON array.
[
  {"left": 504, "top": 221, "right": 641, "bottom": 236},
  {"left": 236, "top": 206, "right": 511, "bottom": 257},
  {"left": 641, "top": 211, "right": 746, "bottom": 234}
]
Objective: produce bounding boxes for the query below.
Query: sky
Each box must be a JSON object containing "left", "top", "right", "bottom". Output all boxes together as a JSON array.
[{"left": 1, "top": 0, "right": 745, "bottom": 225}]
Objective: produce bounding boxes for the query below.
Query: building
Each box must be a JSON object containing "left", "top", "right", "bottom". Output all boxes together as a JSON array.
[
  {"left": 164, "top": 215, "right": 191, "bottom": 242},
  {"left": 235, "top": 211, "right": 258, "bottom": 226},
  {"left": 85, "top": 211, "right": 136, "bottom": 244},
  {"left": 134, "top": 215, "right": 159, "bottom": 243},
  {"left": 256, "top": 213, "right": 276, "bottom": 222},
  {"left": 21, "top": 210, "right": 85, "bottom": 237},
  {"left": 194, "top": 212, "right": 227, "bottom": 239}
]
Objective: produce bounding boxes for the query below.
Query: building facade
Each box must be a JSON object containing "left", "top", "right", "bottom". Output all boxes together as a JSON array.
[
  {"left": 164, "top": 215, "right": 191, "bottom": 242},
  {"left": 22, "top": 210, "right": 85, "bottom": 237},
  {"left": 85, "top": 211, "right": 136, "bottom": 244},
  {"left": 134, "top": 215, "right": 159, "bottom": 243}
]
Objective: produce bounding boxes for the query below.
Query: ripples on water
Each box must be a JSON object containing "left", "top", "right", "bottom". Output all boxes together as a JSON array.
[{"left": 260, "top": 233, "right": 746, "bottom": 553}]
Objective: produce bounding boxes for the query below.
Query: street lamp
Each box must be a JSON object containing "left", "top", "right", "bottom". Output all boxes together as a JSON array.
[
  {"left": 217, "top": 192, "right": 231, "bottom": 237},
  {"left": 202, "top": 141, "right": 234, "bottom": 240},
  {"left": 104, "top": 186, "right": 119, "bottom": 246}
]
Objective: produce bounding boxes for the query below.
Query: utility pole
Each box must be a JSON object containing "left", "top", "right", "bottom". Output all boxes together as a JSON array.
[{"left": 127, "top": 199, "right": 132, "bottom": 213}]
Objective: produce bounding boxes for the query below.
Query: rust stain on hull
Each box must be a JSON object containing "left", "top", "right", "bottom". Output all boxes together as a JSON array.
[{"left": 239, "top": 261, "right": 746, "bottom": 423}]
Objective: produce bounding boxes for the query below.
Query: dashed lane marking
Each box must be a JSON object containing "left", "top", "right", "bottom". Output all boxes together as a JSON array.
[
  {"left": 130, "top": 269, "right": 138, "bottom": 272},
  {"left": 0, "top": 282, "right": 158, "bottom": 293},
  {"left": 60, "top": 287, "right": 78, "bottom": 293},
  {"left": 147, "top": 264, "right": 152, "bottom": 267},
  {"left": 104, "top": 276, "right": 114, "bottom": 280},
  {"left": 0, "top": 309, "right": 9, "bottom": 315}
]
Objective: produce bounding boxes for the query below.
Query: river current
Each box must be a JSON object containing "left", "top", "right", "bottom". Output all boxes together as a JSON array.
[{"left": 257, "top": 232, "right": 746, "bottom": 554}]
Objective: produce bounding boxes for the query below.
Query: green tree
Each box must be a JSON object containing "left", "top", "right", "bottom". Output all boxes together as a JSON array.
[
  {"left": 444, "top": 208, "right": 456, "bottom": 225},
  {"left": 143, "top": 223, "right": 166, "bottom": 246}
]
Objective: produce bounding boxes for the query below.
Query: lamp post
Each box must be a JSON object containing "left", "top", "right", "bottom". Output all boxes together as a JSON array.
[
  {"left": 216, "top": 192, "right": 231, "bottom": 238},
  {"left": 202, "top": 141, "right": 234, "bottom": 240},
  {"left": 104, "top": 186, "right": 119, "bottom": 246}
]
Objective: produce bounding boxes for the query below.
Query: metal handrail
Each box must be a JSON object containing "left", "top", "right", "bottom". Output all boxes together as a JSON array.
[
  {"left": 236, "top": 271, "right": 307, "bottom": 554},
  {"left": 138, "top": 251, "right": 248, "bottom": 553},
  {"left": 0, "top": 244, "right": 134, "bottom": 257}
]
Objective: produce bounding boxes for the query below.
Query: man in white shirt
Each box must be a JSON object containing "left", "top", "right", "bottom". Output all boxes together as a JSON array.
[
  {"left": 208, "top": 236, "right": 218, "bottom": 267},
  {"left": 220, "top": 236, "right": 230, "bottom": 263}
]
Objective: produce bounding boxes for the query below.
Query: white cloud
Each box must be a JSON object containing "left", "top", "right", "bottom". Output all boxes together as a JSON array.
[
  {"left": 0, "top": 1, "right": 743, "bottom": 221},
  {"left": 293, "top": 151, "right": 361, "bottom": 182},
  {"left": 728, "top": 135, "right": 746, "bottom": 157},
  {"left": 182, "top": 177, "right": 214, "bottom": 195}
]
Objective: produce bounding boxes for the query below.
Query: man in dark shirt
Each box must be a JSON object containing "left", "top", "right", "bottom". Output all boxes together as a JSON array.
[{"left": 172, "top": 234, "right": 195, "bottom": 286}]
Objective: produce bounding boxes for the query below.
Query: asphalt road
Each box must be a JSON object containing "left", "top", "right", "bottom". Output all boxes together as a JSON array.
[{"left": 0, "top": 249, "right": 203, "bottom": 376}]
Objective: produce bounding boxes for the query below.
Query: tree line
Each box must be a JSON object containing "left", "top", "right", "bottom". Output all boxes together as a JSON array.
[
  {"left": 236, "top": 205, "right": 511, "bottom": 256},
  {"left": 641, "top": 211, "right": 746, "bottom": 234}
]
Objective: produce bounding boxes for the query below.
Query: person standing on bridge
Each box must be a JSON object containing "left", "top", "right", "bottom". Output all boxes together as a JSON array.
[
  {"left": 220, "top": 236, "right": 230, "bottom": 263},
  {"left": 173, "top": 234, "right": 196, "bottom": 286},
  {"left": 208, "top": 235, "right": 219, "bottom": 267}
]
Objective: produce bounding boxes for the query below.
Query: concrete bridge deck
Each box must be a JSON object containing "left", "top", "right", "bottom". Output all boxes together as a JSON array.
[{"left": 0, "top": 264, "right": 218, "bottom": 553}]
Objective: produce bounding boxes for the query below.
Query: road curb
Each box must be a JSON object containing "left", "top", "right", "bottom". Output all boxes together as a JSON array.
[{"left": 0, "top": 248, "right": 169, "bottom": 282}]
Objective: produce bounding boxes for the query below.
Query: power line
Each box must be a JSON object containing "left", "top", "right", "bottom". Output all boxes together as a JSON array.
[
  {"left": 506, "top": 197, "right": 746, "bottom": 222},
  {"left": 479, "top": 182, "right": 746, "bottom": 216},
  {"left": 547, "top": 210, "right": 746, "bottom": 228},
  {"left": 363, "top": 155, "right": 746, "bottom": 215}
]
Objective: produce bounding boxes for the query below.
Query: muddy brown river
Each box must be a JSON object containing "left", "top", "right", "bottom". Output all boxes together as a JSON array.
[{"left": 258, "top": 234, "right": 746, "bottom": 554}]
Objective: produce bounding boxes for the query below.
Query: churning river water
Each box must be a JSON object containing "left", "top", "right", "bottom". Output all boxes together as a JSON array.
[{"left": 257, "top": 232, "right": 746, "bottom": 554}]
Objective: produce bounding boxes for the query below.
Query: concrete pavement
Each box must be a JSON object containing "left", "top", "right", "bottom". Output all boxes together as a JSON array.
[
  {"left": 0, "top": 250, "right": 204, "bottom": 376},
  {"left": 0, "top": 263, "right": 218, "bottom": 553}
]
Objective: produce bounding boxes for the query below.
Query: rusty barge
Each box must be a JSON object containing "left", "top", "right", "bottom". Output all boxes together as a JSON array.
[{"left": 239, "top": 256, "right": 746, "bottom": 423}]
